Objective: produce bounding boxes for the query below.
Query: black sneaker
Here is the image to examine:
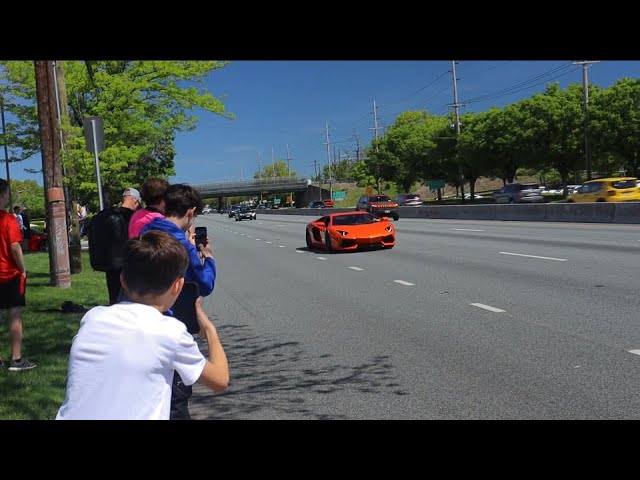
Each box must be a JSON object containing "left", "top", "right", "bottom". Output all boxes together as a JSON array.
[{"left": 8, "top": 358, "right": 37, "bottom": 371}]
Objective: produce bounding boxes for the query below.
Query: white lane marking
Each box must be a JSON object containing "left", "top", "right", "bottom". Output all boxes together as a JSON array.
[
  {"left": 240, "top": 233, "right": 245, "bottom": 236},
  {"left": 278, "top": 245, "right": 286, "bottom": 248},
  {"left": 296, "top": 250, "right": 305, "bottom": 253},
  {"left": 628, "top": 350, "right": 640, "bottom": 356},
  {"left": 499, "top": 251, "right": 567, "bottom": 262},
  {"left": 348, "top": 266, "right": 364, "bottom": 271},
  {"left": 247, "top": 235, "right": 252, "bottom": 238},
  {"left": 471, "top": 303, "right": 506, "bottom": 313},
  {"left": 265, "top": 241, "right": 272, "bottom": 244},
  {"left": 277, "top": 224, "right": 284, "bottom": 227},
  {"left": 258, "top": 222, "right": 263, "bottom": 225},
  {"left": 394, "top": 280, "right": 414, "bottom": 286},
  {"left": 255, "top": 238, "right": 261, "bottom": 241},
  {"left": 453, "top": 228, "right": 485, "bottom": 232},
  {"left": 316, "top": 256, "right": 327, "bottom": 260}
]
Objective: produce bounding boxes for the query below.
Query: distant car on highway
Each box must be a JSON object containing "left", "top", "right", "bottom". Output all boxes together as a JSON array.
[
  {"left": 355, "top": 194, "right": 400, "bottom": 221},
  {"left": 492, "top": 183, "right": 545, "bottom": 203},
  {"left": 235, "top": 206, "right": 257, "bottom": 221},
  {"left": 567, "top": 177, "right": 640, "bottom": 203},
  {"left": 395, "top": 193, "right": 422, "bottom": 206},
  {"left": 305, "top": 212, "right": 395, "bottom": 252}
]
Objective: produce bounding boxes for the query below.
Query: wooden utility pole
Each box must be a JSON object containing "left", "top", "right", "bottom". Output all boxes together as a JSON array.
[
  {"left": 34, "top": 60, "right": 71, "bottom": 288},
  {"left": 54, "top": 61, "right": 82, "bottom": 274}
]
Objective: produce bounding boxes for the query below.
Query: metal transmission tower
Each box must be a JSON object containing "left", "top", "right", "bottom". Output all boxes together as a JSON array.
[
  {"left": 573, "top": 60, "right": 599, "bottom": 180},
  {"left": 324, "top": 121, "right": 333, "bottom": 200},
  {"left": 451, "top": 60, "right": 465, "bottom": 201}
]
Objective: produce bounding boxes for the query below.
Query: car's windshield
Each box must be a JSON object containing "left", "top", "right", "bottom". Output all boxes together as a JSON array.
[
  {"left": 368, "top": 195, "right": 390, "bottom": 202},
  {"left": 332, "top": 214, "right": 378, "bottom": 226}
]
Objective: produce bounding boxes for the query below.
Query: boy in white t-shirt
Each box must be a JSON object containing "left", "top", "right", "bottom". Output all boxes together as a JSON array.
[{"left": 56, "top": 230, "right": 229, "bottom": 420}]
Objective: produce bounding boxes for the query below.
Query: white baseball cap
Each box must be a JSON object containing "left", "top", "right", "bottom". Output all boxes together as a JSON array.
[{"left": 122, "top": 187, "right": 141, "bottom": 202}]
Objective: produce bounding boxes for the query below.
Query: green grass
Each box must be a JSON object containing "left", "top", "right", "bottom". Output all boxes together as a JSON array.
[{"left": 0, "top": 252, "right": 107, "bottom": 420}]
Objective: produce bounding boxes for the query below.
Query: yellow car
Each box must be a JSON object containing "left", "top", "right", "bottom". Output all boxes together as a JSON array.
[{"left": 567, "top": 177, "right": 640, "bottom": 203}]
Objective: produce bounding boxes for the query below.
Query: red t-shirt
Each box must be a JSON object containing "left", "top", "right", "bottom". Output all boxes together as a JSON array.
[{"left": 0, "top": 210, "right": 23, "bottom": 282}]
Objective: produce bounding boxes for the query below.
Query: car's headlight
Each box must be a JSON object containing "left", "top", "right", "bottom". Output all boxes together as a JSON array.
[
  {"left": 336, "top": 230, "right": 349, "bottom": 237},
  {"left": 385, "top": 226, "right": 393, "bottom": 232}
]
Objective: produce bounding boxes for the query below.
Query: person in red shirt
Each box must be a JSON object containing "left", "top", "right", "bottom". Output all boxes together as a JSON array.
[{"left": 0, "top": 179, "right": 36, "bottom": 371}]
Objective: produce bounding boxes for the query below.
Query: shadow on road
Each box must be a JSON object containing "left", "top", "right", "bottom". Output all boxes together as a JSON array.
[{"left": 189, "top": 321, "right": 406, "bottom": 420}]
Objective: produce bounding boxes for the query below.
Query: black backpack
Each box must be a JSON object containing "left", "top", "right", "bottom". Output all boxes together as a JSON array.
[{"left": 88, "top": 207, "right": 129, "bottom": 272}]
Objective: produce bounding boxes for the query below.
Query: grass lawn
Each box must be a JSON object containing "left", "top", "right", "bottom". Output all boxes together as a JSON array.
[{"left": 0, "top": 252, "right": 107, "bottom": 420}]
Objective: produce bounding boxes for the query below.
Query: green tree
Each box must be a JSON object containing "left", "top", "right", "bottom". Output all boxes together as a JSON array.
[
  {"left": 0, "top": 61, "right": 232, "bottom": 211},
  {"left": 590, "top": 78, "right": 640, "bottom": 177},
  {"left": 254, "top": 159, "right": 296, "bottom": 179},
  {"left": 519, "top": 83, "right": 586, "bottom": 193},
  {"left": 9, "top": 179, "right": 45, "bottom": 218}
]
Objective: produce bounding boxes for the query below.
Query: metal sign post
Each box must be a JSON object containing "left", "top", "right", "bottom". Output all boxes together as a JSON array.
[{"left": 83, "top": 116, "right": 105, "bottom": 210}]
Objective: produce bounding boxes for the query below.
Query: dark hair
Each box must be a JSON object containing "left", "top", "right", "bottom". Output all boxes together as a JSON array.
[
  {"left": 0, "top": 178, "right": 8, "bottom": 196},
  {"left": 141, "top": 177, "right": 169, "bottom": 207},
  {"left": 163, "top": 184, "right": 203, "bottom": 217},
  {"left": 122, "top": 230, "right": 188, "bottom": 297}
]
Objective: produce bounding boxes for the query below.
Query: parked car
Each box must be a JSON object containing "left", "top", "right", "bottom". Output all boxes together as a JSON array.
[
  {"left": 305, "top": 212, "right": 395, "bottom": 252},
  {"left": 26, "top": 228, "right": 48, "bottom": 252},
  {"left": 395, "top": 193, "right": 422, "bottom": 206},
  {"left": 567, "top": 177, "right": 640, "bottom": 203},
  {"left": 492, "top": 183, "right": 545, "bottom": 203},
  {"left": 308, "top": 200, "right": 325, "bottom": 208},
  {"left": 202, "top": 206, "right": 213, "bottom": 214},
  {"left": 355, "top": 194, "right": 400, "bottom": 221},
  {"left": 235, "top": 206, "right": 257, "bottom": 221}
]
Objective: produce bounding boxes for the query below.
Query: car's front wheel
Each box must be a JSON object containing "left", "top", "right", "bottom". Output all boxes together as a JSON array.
[
  {"left": 325, "top": 231, "right": 333, "bottom": 252},
  {"left": 306, "top": 230, "right": 313, "bottom": 249}
]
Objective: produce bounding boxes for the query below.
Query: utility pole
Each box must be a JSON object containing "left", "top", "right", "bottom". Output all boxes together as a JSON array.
[
  {"left": 285, "top": 143, "right": 293, "bottom": 207},
  {"left": 371, "top": 100, "right": 383, "bottom": 193},
  {"left": 271, "top": 147, "right": 276, "bottom": 183},
  {"left": 1, "top": 97, "right": 12, "bottom": 210},
  {"left": 324, "top": 121, "right": 333, "bottom": 201},
  {"left": 451, "top": 60, "right": 465, "bottom": 202},
  {"left": 34, "top": 60, "right": 71, "bottom": 288},
  {"left": 311, "top": 159, "right": 321, "bottom": 200},
  {"left": 573, "top": 60, "right": 599, "bottom": 180},
  {"left": 353, "top": 129, "right": 361, "bottom": 163},
  {"left": 53, "top": 60, "right": 82, "bottom": 274},
  {"left": 257, "top": 151, "right": 262, "bottom": 204}
]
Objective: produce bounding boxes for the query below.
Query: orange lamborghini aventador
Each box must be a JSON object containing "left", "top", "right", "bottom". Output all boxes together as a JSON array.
[{"left": 305, "top": 212, "right": 395, "bottom": 252}]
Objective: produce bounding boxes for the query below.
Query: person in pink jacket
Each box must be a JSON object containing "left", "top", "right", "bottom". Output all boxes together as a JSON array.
[{"left": 128, "top": 178, "right": 170, "bottom": 239}]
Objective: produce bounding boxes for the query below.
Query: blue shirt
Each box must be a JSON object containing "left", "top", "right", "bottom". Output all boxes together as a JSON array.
[{"left": 140, "top": 218, "right": 216, "bottom": 297}]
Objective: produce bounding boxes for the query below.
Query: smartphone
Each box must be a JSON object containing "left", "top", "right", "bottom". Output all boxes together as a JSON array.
[{"left": 195, "top": 226, "right": 207, "bottom": 247}]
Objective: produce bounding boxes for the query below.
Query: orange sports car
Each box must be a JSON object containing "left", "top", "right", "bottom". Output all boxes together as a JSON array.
[{"left": 305, "top": 212, "right": 395, "bottom": 252}]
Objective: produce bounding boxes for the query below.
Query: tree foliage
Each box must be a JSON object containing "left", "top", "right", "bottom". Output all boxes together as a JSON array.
[{"left": 0, "top": 60, "right": 232, "bottom": 211}]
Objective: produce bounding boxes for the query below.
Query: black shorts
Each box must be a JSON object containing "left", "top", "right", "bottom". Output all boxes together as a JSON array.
[{"left": 0, "top": 274, "right": 26, "bottom": 309}]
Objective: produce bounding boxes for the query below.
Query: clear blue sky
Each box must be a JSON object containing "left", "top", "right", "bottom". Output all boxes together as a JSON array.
[{"left": 8, "top": 61, "right": 640, "bottom": 186}]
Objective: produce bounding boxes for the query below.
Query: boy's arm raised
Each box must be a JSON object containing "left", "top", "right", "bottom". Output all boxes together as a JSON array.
[{"left": 195, "top": 298, "right": 229, "bottom": 392}]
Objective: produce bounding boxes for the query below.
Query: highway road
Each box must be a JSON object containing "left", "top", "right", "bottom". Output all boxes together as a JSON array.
[{"left": 188, "top": 213, "right": 640, "bottom": 419}]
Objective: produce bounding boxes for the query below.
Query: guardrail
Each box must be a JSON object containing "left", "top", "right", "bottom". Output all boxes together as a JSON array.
[{"left": 255, "top": 202, "right": 640, "bottom": 224}]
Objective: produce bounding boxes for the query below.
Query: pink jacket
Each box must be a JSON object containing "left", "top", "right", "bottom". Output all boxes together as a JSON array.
[{"left": 128, "top": 209, "right": 164, "bottom": 238}]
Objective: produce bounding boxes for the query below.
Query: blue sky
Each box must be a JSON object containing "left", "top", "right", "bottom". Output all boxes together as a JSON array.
[{"left": 7, "top": 60, "right": 640, "bottom": 186}]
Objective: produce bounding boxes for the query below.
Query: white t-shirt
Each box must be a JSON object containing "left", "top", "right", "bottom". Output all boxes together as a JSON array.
[{"left": 56, "top": 302, "right": 206, "bottom": 420}]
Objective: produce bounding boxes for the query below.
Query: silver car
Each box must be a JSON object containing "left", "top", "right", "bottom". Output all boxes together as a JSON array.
[{"left": 492, "top": 183, "right": 545, "bottom": 203}]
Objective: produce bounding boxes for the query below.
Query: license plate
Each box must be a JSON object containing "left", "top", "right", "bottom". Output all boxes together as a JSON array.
[{"left": 384, "top": 210, "right": 390, "bottom": 213}]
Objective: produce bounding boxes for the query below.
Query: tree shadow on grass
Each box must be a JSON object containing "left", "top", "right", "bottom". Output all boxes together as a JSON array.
[{"left": 189, "top": 320, "right": 407, "bottom": 420}]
